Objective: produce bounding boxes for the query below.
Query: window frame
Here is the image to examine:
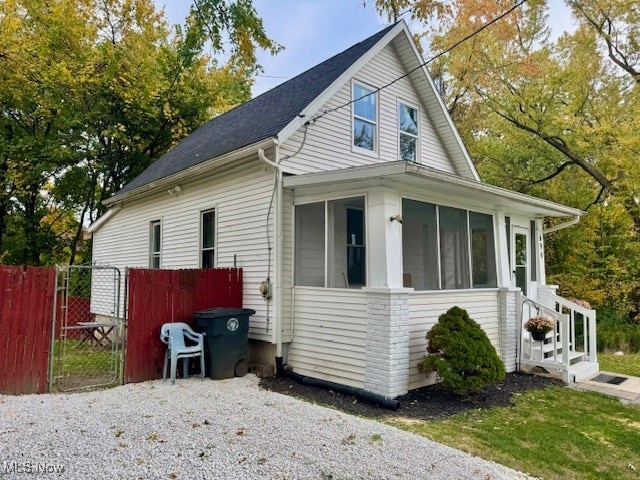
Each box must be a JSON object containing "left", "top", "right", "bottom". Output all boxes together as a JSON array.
[
  {"left": 351, "top": 81, "right": 378, "bottom": 156},
  {"left": 149, "top": 220, "right": 162, "bottom": 269},
  {"left": 397, "top": 100, "right": 420, "bottom": 162},
  {"left": 200, "top": 208, "right": 216, "bottom": 269},
  {"left": 294, "top": 194, "right": 368, "bottom": 289}
]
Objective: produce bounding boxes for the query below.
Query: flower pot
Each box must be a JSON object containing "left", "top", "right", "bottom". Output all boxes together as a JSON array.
[{"left": 531, "top": 331, "right": 547, "bottom": 341}]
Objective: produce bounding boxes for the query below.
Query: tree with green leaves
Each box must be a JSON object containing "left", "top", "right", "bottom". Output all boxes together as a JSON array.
[
  {"left": 0, "top": 0, "right": 279, "bottom": 265},
  {"left": 374, "top": 0, "right": 640, "bottom": 320}
]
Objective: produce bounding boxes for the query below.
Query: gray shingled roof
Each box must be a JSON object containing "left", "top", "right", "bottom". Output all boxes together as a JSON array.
[{"left": 114, "top": 23, "right": 397, "bottom": 198}]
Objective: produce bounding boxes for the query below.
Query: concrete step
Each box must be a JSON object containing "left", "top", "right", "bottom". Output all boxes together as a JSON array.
[{"left": 569, "top": 361, "right": 599, "bottom": 383}]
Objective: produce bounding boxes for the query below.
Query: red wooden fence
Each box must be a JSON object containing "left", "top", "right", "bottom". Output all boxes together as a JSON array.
[
  {"left": 0, "top": 266, "right": 56, "bottom": 394},
  {"left": 125, "top": 268, "right": 243, "bottom": 383}
]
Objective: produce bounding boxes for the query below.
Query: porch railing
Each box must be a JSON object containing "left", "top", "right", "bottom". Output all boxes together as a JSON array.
[
  {"left": 549, "top": 295, "right": 597, "bottom": 363},
  {"left": 516, "top": 292, "right": 597, "bottom": 382}
]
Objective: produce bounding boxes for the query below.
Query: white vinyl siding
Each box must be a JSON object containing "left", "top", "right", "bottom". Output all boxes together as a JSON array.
[
  {"left": 390, "top": 34, "right": 477, "bottom": 179},
  {"left": 280, "top": 44, "right": 454, "bottom": 174},
  {"left": 92, "top": 161, "right": 276, "bottom": 342},
  {"left": 287, "top": 287, "right": 368, "bottom": 388},
  {"left": 408, "top": 290, "right": 500, "bottom": 390}
]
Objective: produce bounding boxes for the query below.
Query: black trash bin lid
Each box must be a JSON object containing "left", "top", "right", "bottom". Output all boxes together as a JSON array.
[{"left": 195, "top": 307, "right": 256, "bottom": 318}]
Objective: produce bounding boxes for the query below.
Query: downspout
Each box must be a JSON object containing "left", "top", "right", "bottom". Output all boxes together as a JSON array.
[
  {"left": 258, "top": 144, "right": 284, "bottom": 364},
  {"left": 542, "top": 215, "right": 580, "bottom": 234}
]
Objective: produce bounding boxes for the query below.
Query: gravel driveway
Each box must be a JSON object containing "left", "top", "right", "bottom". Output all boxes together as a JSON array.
[{"left": 1, "top": 375, "right": 532, "bottom": 479}]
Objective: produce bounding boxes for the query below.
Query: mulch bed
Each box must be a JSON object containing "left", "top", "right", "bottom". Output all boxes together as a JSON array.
[{"left": 260, "top": 372, "right": 562, "bottom": 420}]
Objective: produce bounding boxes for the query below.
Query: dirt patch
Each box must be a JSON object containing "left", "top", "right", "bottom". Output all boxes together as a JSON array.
[{"left": 260, "top": 372, "right": 562, "bottom": 420}]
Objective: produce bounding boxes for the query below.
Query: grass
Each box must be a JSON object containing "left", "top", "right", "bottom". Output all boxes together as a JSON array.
[
  {"left": 379, "top": 350, "right": 640, "bottom": 479},
  {"left": 598, "top": 352, "right": 640, "bottom": 377},
  {"left": 51, "top": 339, "right": 121, "bottom": 390},
  {"left": 389, "top": 386, "right": 640, "bottom": 479}
]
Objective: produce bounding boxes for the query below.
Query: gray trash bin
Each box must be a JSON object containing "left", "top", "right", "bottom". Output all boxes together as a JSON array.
[{"left": 194, "top": 307, "right": 255, "bottom": 380}]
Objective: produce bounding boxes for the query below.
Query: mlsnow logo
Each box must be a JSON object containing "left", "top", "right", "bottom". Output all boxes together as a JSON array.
[{"left": 2, "top": 461, "right": 65, "bottom": 475}]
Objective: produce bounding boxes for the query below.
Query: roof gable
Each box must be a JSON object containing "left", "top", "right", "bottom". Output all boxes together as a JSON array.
[{"left": 113, "top": 22, "right": 398, "bottom": 198}]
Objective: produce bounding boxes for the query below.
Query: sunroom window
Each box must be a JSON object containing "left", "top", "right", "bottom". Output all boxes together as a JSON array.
[
  {"left": 353, "top": 84, "right": 376, "bottom": 152},
  {"left": 295, "top": 197, "right": 366, "bottom": 288},
  {"left": 399, "top": 102, "right": 418, "bottom": 161},
  {"left": 402, "top": 199, "right": 497, "bottom": 290}
]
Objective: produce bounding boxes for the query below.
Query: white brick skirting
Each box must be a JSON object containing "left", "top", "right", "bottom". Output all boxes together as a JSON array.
[
  {"left": 363, "top": 288, "right": 411, "bottom": 398},
  {"left": 498, "top": 287, "right": 518, "bottom": 373}
]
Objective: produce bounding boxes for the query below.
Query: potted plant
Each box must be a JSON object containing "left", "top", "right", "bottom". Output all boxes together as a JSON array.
[{"left": 524, "top": 315, "right": 554, "bottom": 341}]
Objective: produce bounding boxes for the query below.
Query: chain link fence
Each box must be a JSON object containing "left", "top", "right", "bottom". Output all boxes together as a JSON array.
[{"left": 50, "top": 265, "right": 124, "bottom": 392}]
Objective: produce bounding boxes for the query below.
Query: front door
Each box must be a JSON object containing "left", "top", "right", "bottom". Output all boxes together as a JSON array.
[{"left": 512, "top": 226, "right": 529, "bottom": 296}]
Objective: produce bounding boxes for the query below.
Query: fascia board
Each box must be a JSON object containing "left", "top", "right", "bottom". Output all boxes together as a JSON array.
[
  {"left": 104, "top": 138, "right": 276, "bottom": 206},
  {"left": 87, "top": 203, "right": 122, "bottom": 234},
  {"left": 284, "top": 161, "right": 584, "bottom": 218}
]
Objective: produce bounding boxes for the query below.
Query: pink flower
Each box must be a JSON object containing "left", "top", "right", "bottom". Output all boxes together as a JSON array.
[
  {"left": 572, "top": 299, "right": 592, "bottom": 310},
  {"left": 524, "top": 315, "right": 554, "bottom": 334}
]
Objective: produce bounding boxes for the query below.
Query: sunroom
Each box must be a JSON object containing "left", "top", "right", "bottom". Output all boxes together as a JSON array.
[{"left": 282, "top": 161, "right": 596, "bottom": 398}]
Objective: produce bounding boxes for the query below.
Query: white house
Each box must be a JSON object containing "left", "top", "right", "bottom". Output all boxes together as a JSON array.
[{"left": 90, "top": 21, "right": 598, "bottom": 398}]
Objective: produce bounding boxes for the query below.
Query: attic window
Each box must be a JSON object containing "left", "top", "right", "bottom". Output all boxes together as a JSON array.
[
  {"left": 399, "top": 102, "right": 418, "bottom": 161},
  {"left": 352, "top": 83, "right": 377, "bottom": 152}
]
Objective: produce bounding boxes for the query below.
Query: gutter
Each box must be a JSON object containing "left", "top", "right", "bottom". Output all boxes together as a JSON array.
[
  {"left": 258, "top": 144, "right": 284, "bottom": 362},
  {"left": 543, "top": 215, "right": 580, "bottom": 234}
]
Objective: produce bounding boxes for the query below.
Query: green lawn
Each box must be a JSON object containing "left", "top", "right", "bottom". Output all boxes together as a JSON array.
[
  {"left": 598, "top": 352, "right": 640, "bottom": 377},
  {"left": 51, "top": 339, "right": 121, "bottom": 390},
  {"left": 390, "top": 386, "right": 640, "bottom": 479}
]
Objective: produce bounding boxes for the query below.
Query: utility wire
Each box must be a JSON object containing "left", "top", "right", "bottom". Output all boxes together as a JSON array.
[{"left": 308, "top": 0, "right": 528, "bottom": 125}]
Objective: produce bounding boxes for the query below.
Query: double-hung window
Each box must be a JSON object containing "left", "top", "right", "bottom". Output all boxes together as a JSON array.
[
  {"left": 399, "top": 102, "right": 418, "bottom": 161},
  {"left": 149, "top": 220, "right": 161, "bottom": 269},
  {"left": 353, "top": 83, "right": 377, "bottom": 152},
  {"left": 201, "top": 209, "right": 215, "bottom": 268}
]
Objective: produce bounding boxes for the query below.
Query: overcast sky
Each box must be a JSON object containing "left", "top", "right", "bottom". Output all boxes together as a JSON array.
[{"left": 156, "top": 0, "right": 575, "bottom": 97}]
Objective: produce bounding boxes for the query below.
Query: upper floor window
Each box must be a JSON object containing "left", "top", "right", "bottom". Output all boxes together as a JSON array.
[
  {"left": 353, "top": 83, "right": 377, "bottom": 152},
  {"left": 399, "top": 102, "right": 418, "bottom": 161},
  {"left": 149, "top": 220, "right": 161, "bottom": 269},
  {"left": 201, "top": 209, "right": 216, "bottom": 268}
]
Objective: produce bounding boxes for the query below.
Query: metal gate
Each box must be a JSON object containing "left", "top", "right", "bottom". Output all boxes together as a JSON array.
[{"left": 50, "top": 265, "right": 124, "bottom": 392}]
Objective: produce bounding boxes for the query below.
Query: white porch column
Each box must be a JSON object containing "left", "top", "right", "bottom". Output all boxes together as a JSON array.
[
  {"left": 498, "top": 287, "right": 519, "bottom": 372},
  {"left": 537, "top": 284, "right": 559, "bottom": 309},
  {"left": 363, "top": 287, "right": 412, "bottom": 397},
  {"left": 367, "top": 187, "right": 403, "bottom": 288},
  {"left": 495, "top": 212, "right": 512, "bottom": 288}
]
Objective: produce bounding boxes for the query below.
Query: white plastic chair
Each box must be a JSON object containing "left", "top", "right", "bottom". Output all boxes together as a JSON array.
[{"left": 160, "top": 322, "right": 205, "bottom": 384}]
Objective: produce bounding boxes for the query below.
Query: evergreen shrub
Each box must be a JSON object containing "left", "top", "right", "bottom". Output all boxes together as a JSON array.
[{"left": 422, "top": 306, "right": 505, "bottom": 394}]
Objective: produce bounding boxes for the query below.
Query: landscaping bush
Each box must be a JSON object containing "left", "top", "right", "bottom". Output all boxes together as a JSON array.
[{"left": 422, "top": 306, "right": 505, "bottom": 394}]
